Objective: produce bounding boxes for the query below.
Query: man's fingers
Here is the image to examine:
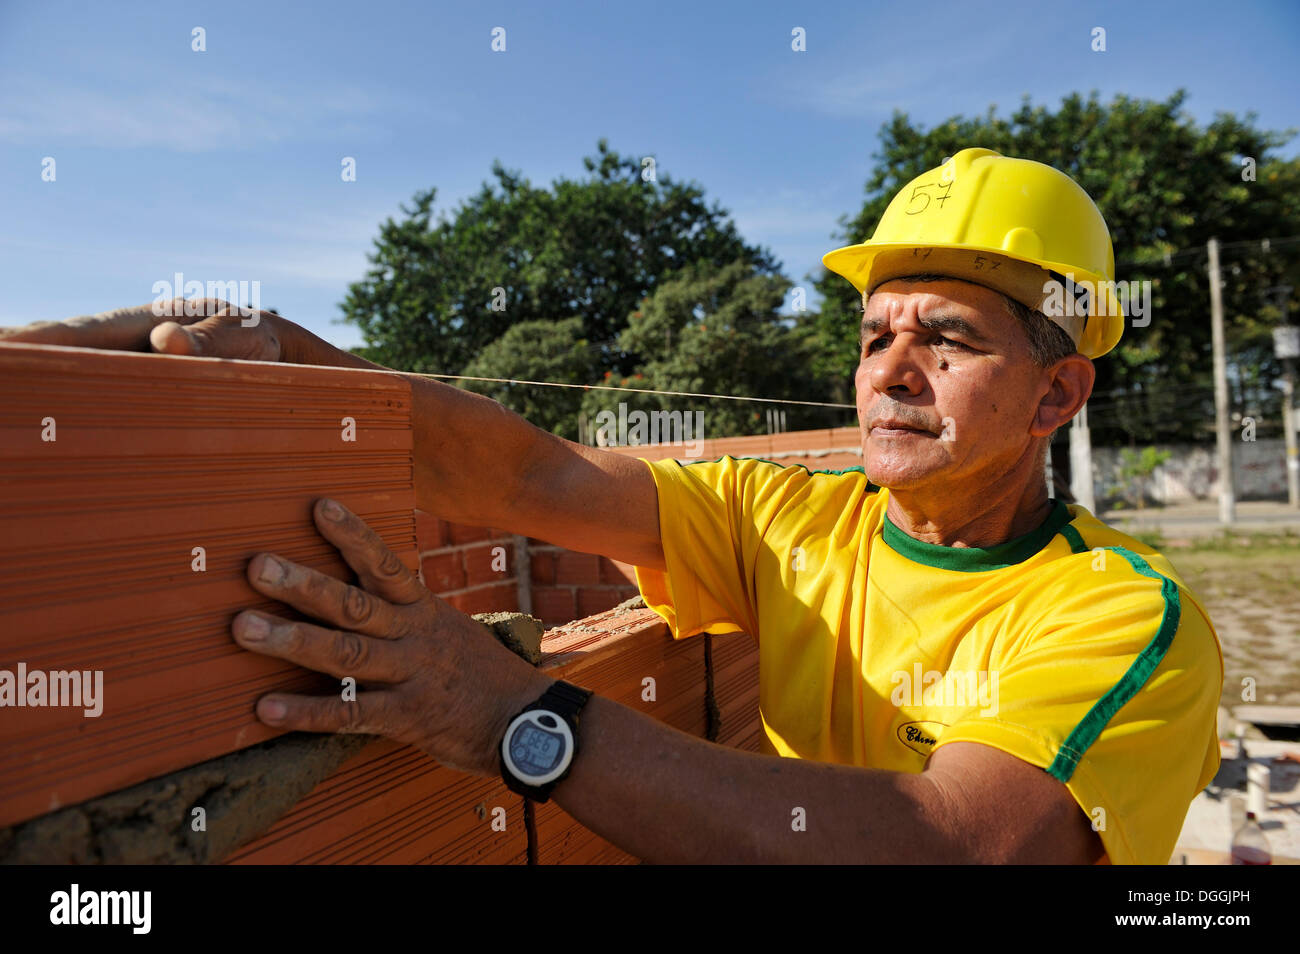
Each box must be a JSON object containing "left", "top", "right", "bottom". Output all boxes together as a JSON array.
[
  {"left": 0, "top": 299, "right": 281, "bottom": 361},
  {"left": 247, "top": 551, "right": 407, "bottom": 639},
  {"left": 232, "top": 611, "right": 406, "bottom": 682},
  {"left": 311, "top": 498, "right": 430, "bottom": 607},
  {"left": 150, "top": 309, "right": 281, "bottom": 361},
  {"left": 253, "top": 689, "right": 391, "bottom": 735},
  {"left": 0, "top": 305, "right": 164, "bottom": 351}
]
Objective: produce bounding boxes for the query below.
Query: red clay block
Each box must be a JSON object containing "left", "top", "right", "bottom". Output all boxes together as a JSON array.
[
  {"left": 533, "top": 799, "right": 638, "bottom": 865},
  {"left": 554, "top": 551, "right": 601, "bottom": 585},
  {"left": 0, "top": 342, "right": 418, "bottom": 830},
  {"left": 576, "top": 586, "right": 627, "bottom": 619},
  {"left": 711, "top": 632, "right": 764, "bottom": 753},
  {"left": 227, "top": 739, "right": 526, "bottom": 864},
  {"left": 420, "top": 550, "right": 467, "bottom": 593},
  {"left": 447, "top": 521, "right": 491, "bottom": 545},
  {"left": 443, "top": 582, "right": 517, "bottom": 616},
  {"left": 536, "top": 607, "right": 707, "bottom": 863},
  {"left": 463, "top": 540, "right": 513, "bottom": 587},
  {"left": 528, "top": 549, "right": 557, "bottom": 585},
  {"left": 530, "top": 588, "right": 576, "bottom": 627},
  {"left": 414, "top": 509, "right": 447, "bottom": 551}
]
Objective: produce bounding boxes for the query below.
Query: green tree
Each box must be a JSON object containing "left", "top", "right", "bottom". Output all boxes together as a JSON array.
[
  {"left": 1116, "top": 446, "right": 1173, "bottom": 511},
  {"left": 579, "top": 260, "right": 837, "bottom": 440},
  {"left": 458, "top": 317, "right": 598, "bottom": 436},
  {"left": 813, "top": 91, "right": 1300, "bottom": 445},
  {"left": 341, "top": 139, "right": 781, "bottom": 387}
]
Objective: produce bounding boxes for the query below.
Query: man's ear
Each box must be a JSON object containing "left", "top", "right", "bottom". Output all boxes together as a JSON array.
[{"left": 1030, "top": 354, "right": 1094, "bottom": 438}]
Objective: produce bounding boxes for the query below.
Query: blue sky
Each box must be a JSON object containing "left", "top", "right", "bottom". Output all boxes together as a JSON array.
[{"left": 2, "top": 0, "right": 1297, "bottom": 352}]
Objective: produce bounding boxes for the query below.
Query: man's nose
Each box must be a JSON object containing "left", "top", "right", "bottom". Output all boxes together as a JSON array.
[{"left": 866, "top": 337, "right": 926, "bottom": 396}]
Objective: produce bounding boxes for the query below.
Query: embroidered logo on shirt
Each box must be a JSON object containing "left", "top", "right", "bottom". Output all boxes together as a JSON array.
[{"left": 897, "top": 720, "right": 948, "bottom": 756}]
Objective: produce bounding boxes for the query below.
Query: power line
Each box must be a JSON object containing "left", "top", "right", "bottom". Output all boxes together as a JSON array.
[
  {"left": 1115, "top": 234, "right": 1300, "bottom": 269},
  {"left": 386, "top": 235, "right": 1299, "bottom": 415},
  {"left": 407, "top": 371, "right": 857, "bottom": 409}
]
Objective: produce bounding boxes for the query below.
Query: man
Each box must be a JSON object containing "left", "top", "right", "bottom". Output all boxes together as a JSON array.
[{"left": 2, "top": 148, "right": 1222, "bottom": 864}]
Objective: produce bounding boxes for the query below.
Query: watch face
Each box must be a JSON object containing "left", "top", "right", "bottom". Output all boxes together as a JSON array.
[{"left": 508, "top": 720, "right": 568, "bottom": 778}]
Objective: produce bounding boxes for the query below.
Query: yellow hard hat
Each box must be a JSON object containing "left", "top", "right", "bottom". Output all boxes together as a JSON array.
[{"left": 822, "top": 147, "right": 1124, "bottom": 359}]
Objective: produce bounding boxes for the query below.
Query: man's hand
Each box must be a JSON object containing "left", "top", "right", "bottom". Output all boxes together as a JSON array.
[
  {"left": 0, "top": 300, "right": 287, "bottom": 360},
  {"left": 231, "top": 497, "right": 554, "bottom": 775}
]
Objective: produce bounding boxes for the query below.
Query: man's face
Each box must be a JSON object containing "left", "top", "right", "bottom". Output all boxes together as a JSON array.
[{"left": 855, "top": 278, "right": 1050, "bottom": 492}]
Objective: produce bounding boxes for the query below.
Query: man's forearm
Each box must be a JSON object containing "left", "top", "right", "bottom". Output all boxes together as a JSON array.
[
  {"left": 274, "top": 316, "right": 664, "bottom": 568},
  {"left": 549, "top": 693, "right": 966, "bottom": 864}
]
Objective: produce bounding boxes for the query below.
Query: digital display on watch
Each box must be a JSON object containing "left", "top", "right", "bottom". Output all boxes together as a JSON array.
[{"left": 509, "top": 722, "right": 566, "bottom": 777}]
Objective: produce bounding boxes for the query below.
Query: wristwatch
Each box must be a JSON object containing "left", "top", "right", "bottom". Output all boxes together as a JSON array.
[{"left": 499, "top": 680, "right": 593, "bottom": 802}]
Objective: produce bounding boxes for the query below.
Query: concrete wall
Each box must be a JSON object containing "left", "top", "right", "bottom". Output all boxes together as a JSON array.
[{"left": 1090, "top": 438, "right": 1290, "bottom": 505}]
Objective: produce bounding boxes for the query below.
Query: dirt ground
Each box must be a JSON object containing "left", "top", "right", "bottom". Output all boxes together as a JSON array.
[{"left": 1163, "top": 534, "right": 1300, "bottom": 713}]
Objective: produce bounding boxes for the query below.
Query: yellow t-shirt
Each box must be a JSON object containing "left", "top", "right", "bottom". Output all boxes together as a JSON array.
[{"left": 634, "top": 455, "right": 1224, "bottom": 865}]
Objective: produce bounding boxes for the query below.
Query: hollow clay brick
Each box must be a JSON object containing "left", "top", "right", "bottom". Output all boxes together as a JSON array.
[
  {"left": 0, "top": 343, "right": 418, "bottom": 829},
  {"left": 420, "top": 550, "right": 467, "bottom": 592},
  {"left": 463, "top": 540, "right": 513, "bottom": 586},
  {"left": 554, "top": 551, "right": 601, "bottom": 585},
  {"left": 530, "top": 587, "right": 576, "bottom": 627},
  {"left": 528, "top": 548, "right": 557, "bottom": 585},
  {"left": 226, "top": 739, "right": 526, "bottom": 864},
  {"left": 535, "top": 605, "right": 707, "bottom": 864}
]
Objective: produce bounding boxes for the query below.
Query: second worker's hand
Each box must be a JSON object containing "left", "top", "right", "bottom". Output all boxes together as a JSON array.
[{"left": 0, "top": 299, "right": 293, "bottom": 363}]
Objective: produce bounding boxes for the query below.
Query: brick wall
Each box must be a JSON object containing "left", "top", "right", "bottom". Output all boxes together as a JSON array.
[
  {"left": 415, "top": 511, "right": 521, "bottom": 616},
  {"left": 412, "top": 511, "right": 643, "bottom": 627},
  {"left": 413, "top": 514, "right": 642, "bottom": 629},
  {"left": 224, "top": 604, "right": 761, "bottom": 864},
  {"left": 415, "top": 426, "right": 865, "bottom": 627}
]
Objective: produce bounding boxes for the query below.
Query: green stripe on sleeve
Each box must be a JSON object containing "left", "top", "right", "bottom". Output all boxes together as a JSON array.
[{"left": 1046, "top": 546, "right": 1183, "bottom": 782}]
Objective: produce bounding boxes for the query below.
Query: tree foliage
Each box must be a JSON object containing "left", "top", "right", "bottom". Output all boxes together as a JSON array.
[
  {"left": 341, "top": 139, "right": 780, "bottom": 384},
  {"left": 812, "top": 91, "right": 1300, "bottom": 444},
  {"left": 578, "top": 260, "right": 834, "bottom": 440}
]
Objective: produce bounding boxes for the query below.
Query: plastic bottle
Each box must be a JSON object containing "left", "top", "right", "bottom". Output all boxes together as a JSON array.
[{"left": 1230, "top": 811, "right": 1272, "bottom": 865}]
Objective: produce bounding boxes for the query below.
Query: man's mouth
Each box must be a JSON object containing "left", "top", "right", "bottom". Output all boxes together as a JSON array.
[{"left": 869, "top": 420, "right": 934, "bottom": 436}]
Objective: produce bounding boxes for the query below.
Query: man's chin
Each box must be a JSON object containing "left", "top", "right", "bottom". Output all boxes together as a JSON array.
[{"left": 862, "top": 452, "right": 950, "bottom": 490}]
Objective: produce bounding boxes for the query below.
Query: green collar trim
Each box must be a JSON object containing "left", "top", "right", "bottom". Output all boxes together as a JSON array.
[{"left": 882, "top": 498, "right": 1073, "bottom": 572}]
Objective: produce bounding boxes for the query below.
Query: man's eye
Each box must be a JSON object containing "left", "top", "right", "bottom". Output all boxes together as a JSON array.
[
  {"left": 938, "top": 337, "right": 969, "bottom": 350},
  {"left": 864, "top": 337, "right": 888, "bottom": 354}
]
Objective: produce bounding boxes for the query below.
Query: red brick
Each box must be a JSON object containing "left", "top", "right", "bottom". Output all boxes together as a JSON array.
[
  {"left": 531, "top": 587, "right": 576, "bottom": 626},
  {"left": 415, "top": 509, "right": 447, "bottom": 551},
  {"left": 445, "top": 582, "right": 518, "bottom": 616},
  {"left": 577, "top": 586, "right": 626, "bottom": 619},
  {"left": 600, "top": 558, "right": 636, "bottom": 585},
  {"left": 0, "top": 341, "right": 417, "bottom": 830},
  {"left": 529, "top": 549, "right": 556, "bottom": 585},
  {"left": 448, "top": 521, "right": 491, "bottom": 545},
  {"left": 555, "top": 551, "right": 601, "bottom": 585},
  {"left": 465, "top": 541, "right": 514, "bottom": 586},
  {"left": 420, "top": 551, "right": 466, "bottom": 593}
]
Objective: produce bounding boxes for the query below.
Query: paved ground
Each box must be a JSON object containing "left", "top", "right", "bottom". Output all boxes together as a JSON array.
[
  {"left": 1175, "top": 738, "right": 1300, "bottom": 865},
  {"left": 1106, "top": 506, "right": 1300, "bottom": 863},
  {"left": 1098, "top": 499, "right": 1300, "bottom": 540}
]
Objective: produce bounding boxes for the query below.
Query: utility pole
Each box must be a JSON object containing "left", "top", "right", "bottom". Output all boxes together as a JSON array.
[
  {"left": 1271, "top": 284, "right": 1299, "bottom": 508},
  {"left": 1070, "top": 403, "right": 1096, "bottom": 512},
  {"left": 1209, "top": 238, "right": 1235, "bottom": 525}
]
